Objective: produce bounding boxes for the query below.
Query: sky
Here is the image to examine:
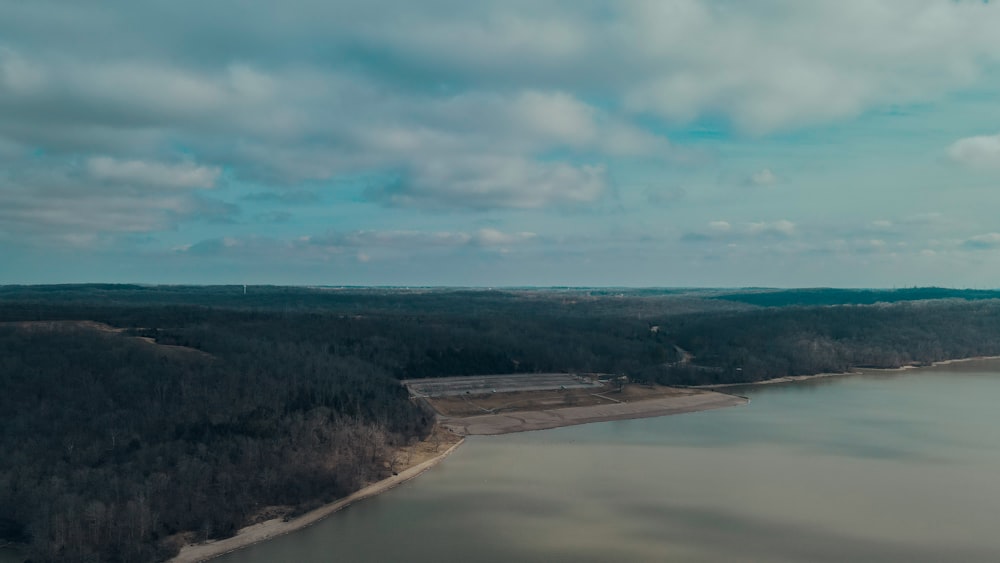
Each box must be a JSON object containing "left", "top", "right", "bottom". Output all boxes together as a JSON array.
[{"left": 3, "top": 0, "right": 1000, "bottom": 287}]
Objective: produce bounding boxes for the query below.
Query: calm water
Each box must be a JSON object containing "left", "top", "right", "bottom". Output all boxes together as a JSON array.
[{"left": 218, "top": 361, "right": 1000, "bottom": 562}]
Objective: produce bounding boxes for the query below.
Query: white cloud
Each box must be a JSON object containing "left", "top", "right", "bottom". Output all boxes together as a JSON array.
[
  {"left": 708, "top": 220, "right": 732, "bottom": 232},
  {"left": 4, "top": 0, "right": 1000, "bottom": 230},
  {"left": 8, "top": 1, "right": 1000, "bottom": 137},
  {"left": 0, "top": 159, "right": 232, "bottom": 241},
  {"left": 510, "top": 91, "right": 597, "bottom": 146},
  {"left": 746, "top": 168, "right": 778, "bottom": 186},
  {"left": 369, "top": 156, "right": 607, "bottom": 209},
  {"left": 747, "top": 219, "right": 795, "bottom": 237},
  {"left": 5, "top": 0, "right": 1000, "bottom": 261},
  {"left": 683, "top": 219, "right": 795, "bottom": 242},
  {"left": 948, "top": 133, "right": 1000, "bottom": 169},
  {"left": 308, "top": 230, "right": 473, "bottom": 248},
  {"left": 619, "top": 0, "right": 1000, "bottom": 133},
  {"left": 332, "top": 1, "right": 1000, "bottom": 135},
  {"left": 181, "top": 227, "right": 541, "bottom": 259},
  {"left": 0, "top": 48, "right": 640, "bottom": 210},
  {"left": 472, "top": 228, "right": 536, "bottom": 246},
  {"left": 0, "top": 47, "right": 45, "bottom": 95},
  {"left": 88, "top": 157, "right": 220, "bottom": 189}
]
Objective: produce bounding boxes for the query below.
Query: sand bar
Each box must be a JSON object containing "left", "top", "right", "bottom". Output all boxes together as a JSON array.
[
  {"left": 696, "top": 355, "right": 1000, "bottom": 389},
  {"left": 439, "top": 390, "right": 748, "bottom": 435},
  {"left": 171, "top": 437, "right": 464, "bottom": 563}
]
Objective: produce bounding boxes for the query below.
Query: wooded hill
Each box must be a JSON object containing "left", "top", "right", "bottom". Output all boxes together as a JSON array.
[{"left": 2, "top": 286, "right": 1000, "bottom": 561}]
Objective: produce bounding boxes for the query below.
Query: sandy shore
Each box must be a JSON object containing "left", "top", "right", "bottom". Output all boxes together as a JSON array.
[
  {"left": 864, "top": 355, "right": 1000, "bottom": 370},
  {"left": 170, "top": 437, "right": 464, "bottom": 563},
  {"left": 697, "top": 355, "right": 1000, "bottom": 389},
  {"left": 439, "top": 390, "right": 748, "bottom": 435}
]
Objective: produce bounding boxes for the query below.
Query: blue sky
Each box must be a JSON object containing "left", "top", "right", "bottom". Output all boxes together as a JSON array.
[{"left": 3, "top": 0, "right": 1000, "bottom": 287}]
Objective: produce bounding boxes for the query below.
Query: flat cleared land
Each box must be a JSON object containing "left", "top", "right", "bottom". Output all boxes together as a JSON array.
[
  {"left": 438, "top": 389, "right": 746, "bottom": 435},
  {"left": 425, "top": 383, "right": 696, "bottom": 417},
  {"left": 407, "top": 375, "right": 749, "bottom": 435},
  {"left": 404, "top": 373, "right": 601, "bottom": 397}
]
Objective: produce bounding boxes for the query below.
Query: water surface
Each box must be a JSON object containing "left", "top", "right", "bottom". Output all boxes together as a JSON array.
[{"left": 218, "top": 361, "right": 1000, "bottom": 562}]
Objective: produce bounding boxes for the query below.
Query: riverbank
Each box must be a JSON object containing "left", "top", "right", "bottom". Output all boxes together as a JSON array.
[
  {"left": 696, "top": 355, "right": 1000, "bottom": 389},
  {"left": 170, "top": 431, "right": 464, "bottom": 563},
  {"left": 440, "top": 390, "right": 748, "bottom": 435}
]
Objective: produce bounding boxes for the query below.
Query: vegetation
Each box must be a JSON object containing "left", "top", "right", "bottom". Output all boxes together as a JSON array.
[
  {"left": 0, "top": 323, "right": 428, "bottom": 562},
  {"left": 711, "top": 287, "right": 1000, "bottom": 307},
  {"left": 2, "top": 285, "right": 1000, "bottom": 561}
]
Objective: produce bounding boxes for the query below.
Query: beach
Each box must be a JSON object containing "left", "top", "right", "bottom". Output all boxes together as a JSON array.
[
  {"left": 695, "top": 355, "right": 1000, "bottom": 389},
  {"left": 171, "top": 433, "right": 464, "bottom": 563}
]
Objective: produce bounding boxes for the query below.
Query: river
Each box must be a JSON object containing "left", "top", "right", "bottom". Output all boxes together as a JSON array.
[{"left": 212, "top": 360, "right": 1000, "bottom": 562}]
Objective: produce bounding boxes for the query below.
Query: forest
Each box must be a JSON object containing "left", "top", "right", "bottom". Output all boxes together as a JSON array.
[{"left": 3, "top": 285, "right": 1000, "bottom": 561}]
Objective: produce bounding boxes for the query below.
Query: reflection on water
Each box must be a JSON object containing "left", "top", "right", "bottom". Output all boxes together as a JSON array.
[{"left": 218, "top": 361, "right": 1000, "bottom": 562}]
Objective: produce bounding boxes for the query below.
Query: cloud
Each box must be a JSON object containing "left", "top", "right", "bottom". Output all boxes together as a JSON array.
[
  {"left": 0, "top": 157, "right": 234, "bottom": 241},
  {"left": 5, "top": 0, "right": 1000, "bottom": 284},
  {"left": 509, "top": 90, "right": 597, "bottom": 146},
  {"left": 307, "top": 0, "right": 1000, "bottom": 134},
  {"left": 858, "top": 238, "right": 887, "bottom": 252},
  {"left": 682, "top": 219, "right": 795, "bottom": 242},
  {"left": 948, "top": 133, "right": 1000, "bottom": 169},
  {"left": 367, "top": 157, "right": 607, "bottom": 209},
  {"left": 745, "top": 168, "right": 778, "bottom": 186},
  {"left": 179, "top": 227, "right": 539, "bottom": 260},
  {"left": 471, "top": 228, "right": 536, "bottom": 246},
  {"left": 747, "top": 219, "right": 795, "bottom": 237},
  {"left": 963, "top": 232, "right": 1000, "bottom": 250},
  {"left": 306, "top": 230, "right": 475, "bottom": 249},
  {"left": 708, "top": 220, "right": 732, "bottom": 233},
  {"left": 2, "top": 0, "right": 997, "bottom": 221},
  {"left": 87, "top": 157, "right": 220, "bottom": 189},
  {"left": 0, "top": 44, "right": 652, "bottom": 213},
  {"left": 10, "top": 4, "right": 1000, "bottom": 126}
]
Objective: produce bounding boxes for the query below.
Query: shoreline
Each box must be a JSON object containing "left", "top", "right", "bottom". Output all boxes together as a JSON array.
[
  {"left": 696, "top": 355, "right": 1000, "bottom": 389},
  {"left": 168, "top": 356, "right": 1000, "bottom": 560},
  {"left": 170, "top": 437, "right": 465, "bottom": 563},
  {"left": 861, "top": 355, "right": 1000, "bottom": 371}
]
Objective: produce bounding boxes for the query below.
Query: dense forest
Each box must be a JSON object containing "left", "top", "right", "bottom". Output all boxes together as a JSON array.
[{"left": 3, "top": 285, "right": 1000, "bottom": 561}]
